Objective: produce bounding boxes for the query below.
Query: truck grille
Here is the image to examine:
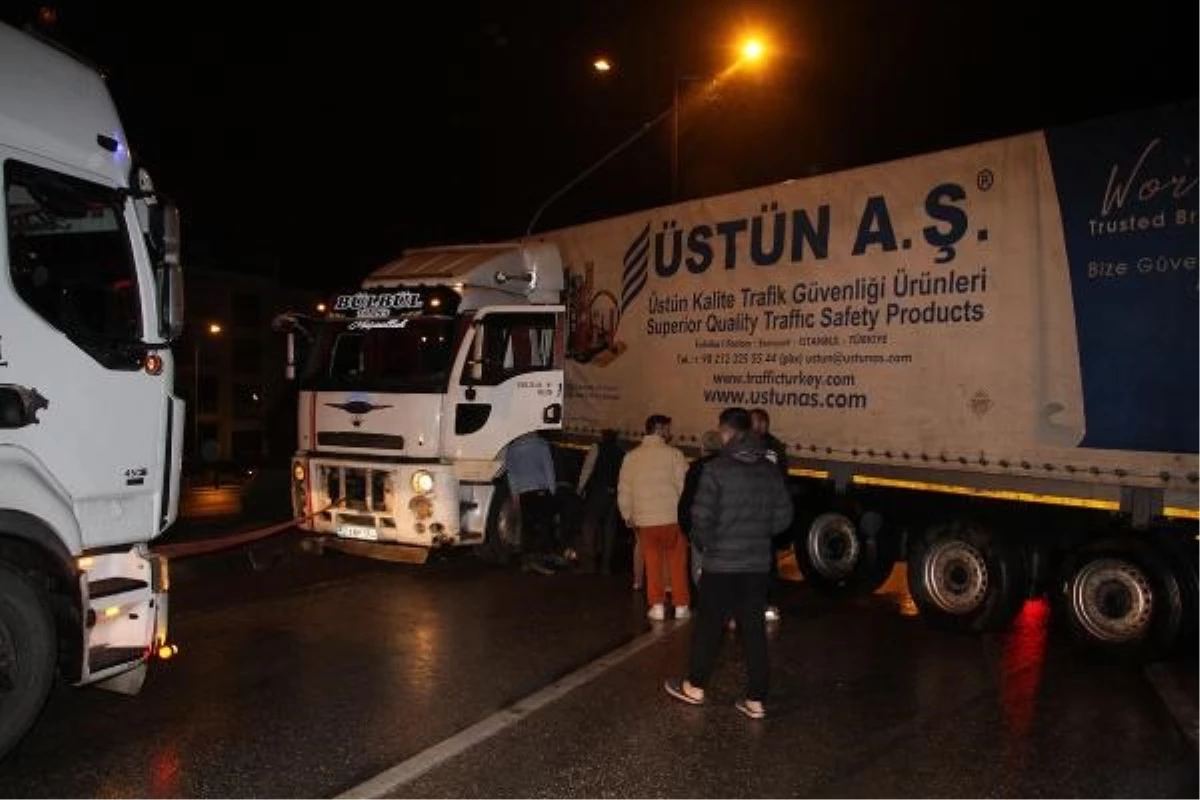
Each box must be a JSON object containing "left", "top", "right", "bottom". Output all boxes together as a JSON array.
[
  {"left": 323, "top": 465, "right": 390, "bottom": 513},
  {"left": 318, "top": 432, "right": 404, "bottom": 449}
]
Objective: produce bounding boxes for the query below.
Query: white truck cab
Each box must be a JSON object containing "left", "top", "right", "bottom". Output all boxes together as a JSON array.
[
  {"left": 282, "top": 243, "right": 564, "bottom": 559},
  {"left": 0, "top": 23, "right": 184, "bottom": 756}
]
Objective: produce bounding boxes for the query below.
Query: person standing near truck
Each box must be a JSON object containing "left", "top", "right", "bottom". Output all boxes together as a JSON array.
[
  {"left": 665, "top": 407, "right": 793, "bottom": 719},
  {"left": 618, "top": 414, "right": 690, "bottom": 620},
  {"left": 751, "top": 408, "right": 790, "bottom": 623},
  {"left": 576, "top": 428, "right": 625, "bottom": 573},
  {"left": 504, "top": 432, "right": 563, "bottom": 573},
  {"left": 679, "top": 429, "right": 724, "bottom": 586}
]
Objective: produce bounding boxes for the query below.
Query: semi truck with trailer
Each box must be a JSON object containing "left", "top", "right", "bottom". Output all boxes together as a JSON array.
[
  {"left": 0, "top": 23, "right": 185, "bottom": 756},
  {"left": 283, "top": 101, "right": 1196, "bottom": 659}
]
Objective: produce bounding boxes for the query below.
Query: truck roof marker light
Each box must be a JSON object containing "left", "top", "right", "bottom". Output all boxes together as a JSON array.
[{"left": 77, "top": 557, "right": 95, "bottom": 570}]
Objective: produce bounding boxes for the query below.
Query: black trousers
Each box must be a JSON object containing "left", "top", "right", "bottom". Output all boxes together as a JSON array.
[
  {"left": 580, "top": 488, "right": 619, "bottom": 572},
  {"left": 687, "top": 571, "right": 771, "bottom": 702},
  {"left": 518, "top": 490, "right": 558, "bottom": 553}
]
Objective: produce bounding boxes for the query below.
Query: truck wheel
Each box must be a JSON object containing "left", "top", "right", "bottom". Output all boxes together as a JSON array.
[
  {"left": 1056, "top": 536, "right": 1182, "bottom": 661},
  {"left": 0, "top": 562, "right": 57, "bottom": 760},
  {"left": 907, "top": 522, "right": 1026, "bottom": 632},
  {"left": 1156, "top": 532, "right": 1198, "bottom": 655},
  {"left": 479, "top": 482, "right": 522, "bottom": 564},
  {"left": 797, "top": 511, "right": 896, "bottom": 596}
]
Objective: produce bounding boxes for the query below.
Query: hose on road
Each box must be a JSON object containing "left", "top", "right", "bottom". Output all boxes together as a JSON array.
[{"left": 152, "top": 499, "right": 343, "bottom": 560}]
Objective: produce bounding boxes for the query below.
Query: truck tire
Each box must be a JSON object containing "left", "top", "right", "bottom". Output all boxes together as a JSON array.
[
  {"left": 479, "top": 482, "right": 521, "bottom": 564},
  {"left": 1055, "top": 535, "right": 1182, "bottom": 661},
  {"left": 906, "top": 521, "right": 1026, "bottom": 632},
  {"left": 0, "top": 562, "right": 57, "bottom": 760},
  {"left": 1155, "top": 531, "right": 1198, "bottom": 655},
  {"left": 796, "top": 511, "right": 896, "bottom": 597}
]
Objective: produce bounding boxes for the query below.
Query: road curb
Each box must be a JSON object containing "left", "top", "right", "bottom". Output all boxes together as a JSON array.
[{"left": 1144, "top": 662, "right": 1199, "bottom": 752}]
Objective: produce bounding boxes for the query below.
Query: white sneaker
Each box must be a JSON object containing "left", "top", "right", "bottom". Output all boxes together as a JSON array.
[
  {"left": 647, "top": 604, "right": 666, "bottom": 621},
  {"left": 765, "top": 606, "right": 781, "bottom": 622},
  {"left": 674, "top": 606, "right": 691, "bottom": 620}
]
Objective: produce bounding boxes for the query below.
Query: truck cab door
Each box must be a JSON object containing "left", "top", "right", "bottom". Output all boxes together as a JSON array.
[
  {"left": 1, "top": 154, "right": 176, "bottom": 547},
  {"left": 442, "top": 307, "right": 564, "bottom": 460}
]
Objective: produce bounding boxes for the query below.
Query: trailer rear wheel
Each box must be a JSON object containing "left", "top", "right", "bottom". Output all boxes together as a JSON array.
[
  {"left": 907, "top": 522, "right": 1026, "bottom": 632},
  {"left": 0, "top": 562, "right": 57, "bottom": 760},
  {"left": 1056, "top": 536, "right": 1182, "bottom": 661},
  {"left": 797, "top": 511, "right": 896, "bottom": 597},
  {"left": 1157, "top": 532, "right": 1198, "bottom": 655}
]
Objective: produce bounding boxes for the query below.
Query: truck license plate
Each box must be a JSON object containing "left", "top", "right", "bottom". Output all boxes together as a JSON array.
[{"left": 337, "top": 524, "right": 378, "bottom": 541}]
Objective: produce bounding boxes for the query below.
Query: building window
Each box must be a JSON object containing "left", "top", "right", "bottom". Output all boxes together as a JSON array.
[
  {"left": 234, "top": 384, "right": 263, "bottom": 419},
  {"left": 232, "top": 292, "right": 262, "bottom": 330},
  {"left": 197, "top": 376, "right": 220, "bottom": 414},
  {"left": 233, "top": 339, "right": 261, "bottom": 375},
  {"left": 197, "top": 423, "right": 220, "bottom": 459},
  {"left": 231, "top": 430, "right": 263, "bottom": 461}
]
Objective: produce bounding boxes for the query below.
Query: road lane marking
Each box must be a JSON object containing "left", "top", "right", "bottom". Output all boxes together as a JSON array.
[
  {"left": 1147, "top": 662, "right": 1200, "bottom": 762},
  {"left": 336, "top": 624, "right": 675, "bottom": 798}
]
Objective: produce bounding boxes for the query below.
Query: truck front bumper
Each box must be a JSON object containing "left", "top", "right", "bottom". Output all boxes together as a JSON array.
[{"left": 294, "top": 458, "right": 479, "bottom": 549}]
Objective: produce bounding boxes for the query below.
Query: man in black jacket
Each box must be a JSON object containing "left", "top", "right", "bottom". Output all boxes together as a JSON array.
[
  {"left": 751, "top": 408, "right": 790, "bottom": 623},
  {"left": 664, "top": 407, "right": 793, "bottom": 720}
]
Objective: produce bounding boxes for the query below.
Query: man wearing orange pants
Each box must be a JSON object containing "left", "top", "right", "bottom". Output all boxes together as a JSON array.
[{"left": 618, "top": 414, "right": 690, "bottom": 620}]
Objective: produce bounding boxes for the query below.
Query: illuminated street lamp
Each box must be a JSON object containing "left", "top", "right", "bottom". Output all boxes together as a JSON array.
[
  {"left": 525, "top": 36, "right": 770, "bottom": 236},
  {"left": 740, "top": 38, "right": 765, "bottom": 63},
  {"left": 671, "top": 36, "right": 769, "bottom": 200}
]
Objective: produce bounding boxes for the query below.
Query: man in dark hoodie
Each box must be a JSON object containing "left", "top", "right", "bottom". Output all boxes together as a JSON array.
[{"left": 664, "top": 407, "right": 793, "bottom": 720}]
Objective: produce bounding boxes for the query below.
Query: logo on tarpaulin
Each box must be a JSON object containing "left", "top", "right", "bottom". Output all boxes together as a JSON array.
[{"left": 565, "top": 223, "right": 647, "bottom": 367}]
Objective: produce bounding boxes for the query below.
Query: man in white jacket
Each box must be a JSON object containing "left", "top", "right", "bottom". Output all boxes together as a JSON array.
[{"left": 618, "top": 414, "right": 690, "bottom": 620}]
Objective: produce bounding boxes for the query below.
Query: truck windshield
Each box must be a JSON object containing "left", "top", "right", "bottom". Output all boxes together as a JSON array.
[{"left": 302, "top": 316, "right": 462, "bottom": 393}]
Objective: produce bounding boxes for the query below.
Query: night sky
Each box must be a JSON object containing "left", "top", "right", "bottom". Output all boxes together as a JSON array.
[{"left": 3, "top": 1, "right": 1196, "bottom": 291}]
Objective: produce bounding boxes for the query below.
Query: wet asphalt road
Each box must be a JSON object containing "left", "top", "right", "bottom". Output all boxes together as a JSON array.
[{"left": 0, "top": 530, "right": 1195, "bottom": 799}]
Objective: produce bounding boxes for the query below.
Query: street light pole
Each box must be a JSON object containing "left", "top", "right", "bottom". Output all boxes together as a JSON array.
[
  {"left": 526, "top": 40, "right": 768, "bottom": 237},
  {"left": 670, "top": 76, "right": 680, "bottom": 202},
  {"left": 192, "top": 322, "right": 222, "bottom": 467},
  {"left": 192, "top": 340, "right": 199, "bottom": 459}
]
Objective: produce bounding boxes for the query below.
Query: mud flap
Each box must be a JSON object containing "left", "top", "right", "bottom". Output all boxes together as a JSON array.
[{"left": 94, "top": 662, "right": 147, "bottom": 696}]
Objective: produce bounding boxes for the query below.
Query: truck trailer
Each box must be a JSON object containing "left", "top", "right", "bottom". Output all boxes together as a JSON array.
[
  {"left": 0, "top": 23, "right": 185, "bottom": 756},
  {"left": 283, "top": 101, "right": 1196, "bottom": 660}
]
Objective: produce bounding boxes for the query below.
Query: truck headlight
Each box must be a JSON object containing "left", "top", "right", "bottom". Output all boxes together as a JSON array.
[{"left": 411, "top": 470, "right": 435, "bottom": 495}]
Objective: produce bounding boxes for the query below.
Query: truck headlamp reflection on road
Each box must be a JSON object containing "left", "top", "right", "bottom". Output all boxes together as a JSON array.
[{"left": 411, "top": 470, "right": 435, "bottom": 495}]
